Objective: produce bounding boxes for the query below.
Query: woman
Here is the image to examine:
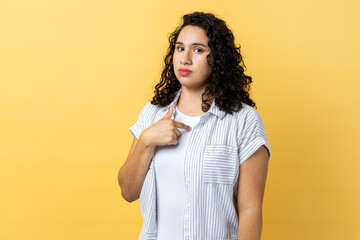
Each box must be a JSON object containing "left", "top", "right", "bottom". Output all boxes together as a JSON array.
[{"left": 118, "top": 12, "right": 271, "bottom": 240}]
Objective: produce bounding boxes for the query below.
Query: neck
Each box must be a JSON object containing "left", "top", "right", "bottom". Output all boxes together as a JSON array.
[{"left": 176, "top": 86, "right": 214, "bottom": 116}]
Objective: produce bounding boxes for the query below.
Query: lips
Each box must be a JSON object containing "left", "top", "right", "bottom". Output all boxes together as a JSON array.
[{"left": 179, "top": 68, "right": 192, "bottom": 76}]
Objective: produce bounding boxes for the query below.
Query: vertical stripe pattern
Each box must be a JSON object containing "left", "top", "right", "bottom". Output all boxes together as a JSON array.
[{"left": 129, "top": 88, "right": 271, "bottom": 240}]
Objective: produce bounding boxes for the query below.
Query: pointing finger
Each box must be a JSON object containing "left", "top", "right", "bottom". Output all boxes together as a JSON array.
[{"left": 173, "top": 120, "right": 192, "bottom": 131}]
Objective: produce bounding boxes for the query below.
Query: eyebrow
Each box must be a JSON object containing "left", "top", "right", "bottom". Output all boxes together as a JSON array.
[{"left": 175, "top": 41, "right": 208, "bottom": 48}]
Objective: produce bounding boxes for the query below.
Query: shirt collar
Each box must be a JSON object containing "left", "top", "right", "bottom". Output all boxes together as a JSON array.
[{"left": 164, "top": 88, "right": 226, "bottom": 119}]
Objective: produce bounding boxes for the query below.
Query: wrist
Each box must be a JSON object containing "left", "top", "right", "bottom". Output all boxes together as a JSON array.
[{"left": 139, "top": 131, "right": 156, "bottom": 149}]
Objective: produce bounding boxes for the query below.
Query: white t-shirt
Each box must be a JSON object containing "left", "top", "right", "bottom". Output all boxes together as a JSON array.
[{"left": 154, "top": 106, "right": 203, "bottom": 240}]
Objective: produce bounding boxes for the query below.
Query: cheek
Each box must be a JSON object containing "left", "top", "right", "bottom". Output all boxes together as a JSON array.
[
  {"left": 200, "top": 59, "right": 212, "bottom": 73},
  {"left": 172, "top": 53, "right": 178, "bottom": 64}
]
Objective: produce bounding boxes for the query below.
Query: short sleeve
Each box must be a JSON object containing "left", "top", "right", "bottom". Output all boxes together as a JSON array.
[
  {"left": 238, "top": 107, "right": 271, "bottom": 166},
  {"left": 129, "top": 102, "right": 152, "bottom": 139}
]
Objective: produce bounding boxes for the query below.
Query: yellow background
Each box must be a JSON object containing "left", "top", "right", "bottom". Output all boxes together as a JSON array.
[{"left": 1, "top": 0, "right": 359, "bottom": 239}]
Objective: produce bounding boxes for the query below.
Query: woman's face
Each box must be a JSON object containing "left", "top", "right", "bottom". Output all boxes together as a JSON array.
[{"left": 173, "top": 25, "right": 213, "bottom": 91}]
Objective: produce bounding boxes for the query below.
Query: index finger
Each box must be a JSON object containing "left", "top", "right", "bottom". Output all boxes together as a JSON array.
[{"left": 173, "top": 120, "right": 192, "bottom": 131}]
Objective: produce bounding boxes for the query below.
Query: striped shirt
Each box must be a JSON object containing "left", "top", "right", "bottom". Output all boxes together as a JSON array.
[{"left": 129, "top": 88, "right": 271, "bottom": 240}]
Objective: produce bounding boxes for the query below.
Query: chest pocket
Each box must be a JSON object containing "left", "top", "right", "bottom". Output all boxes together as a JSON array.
[{"left": 202, "top": 144, "right": 239, "bottom": 184}]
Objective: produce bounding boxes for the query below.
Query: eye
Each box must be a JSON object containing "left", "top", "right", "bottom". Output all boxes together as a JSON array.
[
  {"left": 194, "top": 48, "right": 203, "bottom": 53},
  {"left": 177, "top": 46, "right": 184, "bottom": 51}
]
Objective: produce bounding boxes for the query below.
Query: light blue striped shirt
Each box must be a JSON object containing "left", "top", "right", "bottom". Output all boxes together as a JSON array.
[{"left": 130, "top": 88, "right": 271, "bottom": 240}]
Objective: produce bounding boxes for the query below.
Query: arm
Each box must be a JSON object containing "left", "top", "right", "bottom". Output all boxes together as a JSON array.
[
  {"left": 118, "top": 106, "right": 191, "bottom": 202},
  {"left": 117, "top": 134, "right": 156, "bottom": 202},
  {"left": 237, "top": 145, "right": 269, "bottom": 240}
]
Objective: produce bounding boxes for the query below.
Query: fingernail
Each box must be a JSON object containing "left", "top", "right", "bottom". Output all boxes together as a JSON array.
[{"left": 188, "top": 126, "right": 192, "bottom": 131}]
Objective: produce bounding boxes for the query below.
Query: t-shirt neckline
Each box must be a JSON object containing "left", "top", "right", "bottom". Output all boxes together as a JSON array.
[{"left": 175, "top": 106, "right": 204, "bottom": 121}]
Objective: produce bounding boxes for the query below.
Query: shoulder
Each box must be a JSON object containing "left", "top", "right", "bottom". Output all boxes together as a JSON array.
[
  {"left": 137, "top": 101, "right": 167, "bottom": 123},
  {"left": 139, "top": 101, "right": 162, "bottom": 113},
  {"left": 232, "top": 102, "right": 262, "bottom": 122},
  {"left": 141, "top": 101, "right": 155, "bottom": 111},
  {"left": 228, "top": 103, "right": 267, "bottom": 137}
]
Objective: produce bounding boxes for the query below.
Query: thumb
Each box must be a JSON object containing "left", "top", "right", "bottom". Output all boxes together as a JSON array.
[{"left": 162, "top": 106, "right": 173, "bottom": 119}]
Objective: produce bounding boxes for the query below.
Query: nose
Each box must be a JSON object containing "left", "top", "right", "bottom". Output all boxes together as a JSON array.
[{"left": 180, "top": 50, "right": 192, "bottom": 65}]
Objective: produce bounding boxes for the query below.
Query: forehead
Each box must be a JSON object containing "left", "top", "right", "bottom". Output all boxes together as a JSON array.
[{"left": 177, "top": 25, "right": 209, "bottom": 44}]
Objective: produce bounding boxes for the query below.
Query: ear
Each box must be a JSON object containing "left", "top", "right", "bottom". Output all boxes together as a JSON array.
[{"left": 207, "top": 53, "right": 214, "bottom": 66}]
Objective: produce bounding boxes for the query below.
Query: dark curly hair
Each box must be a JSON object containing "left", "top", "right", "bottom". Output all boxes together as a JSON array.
[{"left": 150, "top": 11, "right": 256, "bottom": 114}]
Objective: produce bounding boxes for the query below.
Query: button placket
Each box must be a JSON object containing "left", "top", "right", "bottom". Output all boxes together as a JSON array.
[
  {"left": 183, "top": 123, "right": 199, "bottom": 240},
  {"left": 183, "top": 118, "right": 208, "bottom": 239}
]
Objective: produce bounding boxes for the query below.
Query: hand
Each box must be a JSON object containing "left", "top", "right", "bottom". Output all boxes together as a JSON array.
[{"left": 140, "top": 106, "right": 192, "bottom": 148}]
